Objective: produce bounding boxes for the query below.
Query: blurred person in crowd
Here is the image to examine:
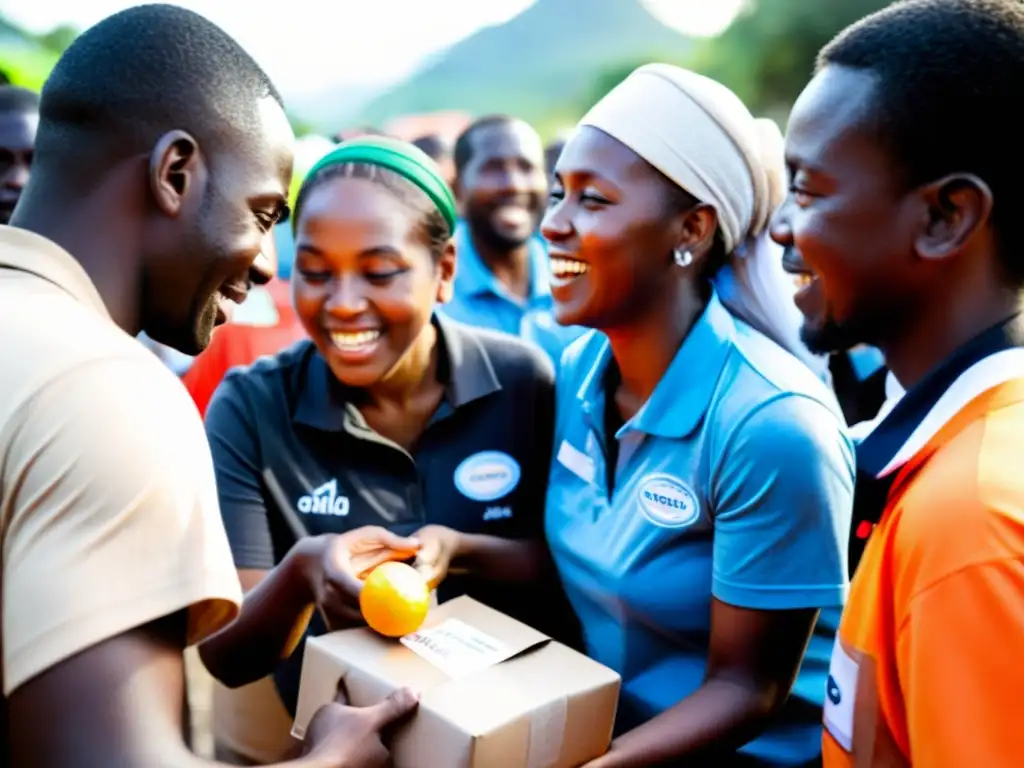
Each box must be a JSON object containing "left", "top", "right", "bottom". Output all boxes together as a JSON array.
[
  {"left": 774, "top": 2, "right": 1024, "bottom": 765},
  {"left": 442, "top": 114, "right": 585, "bottom": 365},
  {"left": 202, "top": 136, "right": 574, "bottom": 723},
  {"left": 544, "top": 132, "right": 568, "bottom": 180},
  {"left": 411, "top": 133, "right": 455, "bottom": 187},
  {"left": 0, "top": 85, "right": 38, "bottom": 225},
  {"left": 0, "top": 6, "right": 418, "bottom": 767},
  {"left": 539, "top": 65, "right": 852, "bottom": 766},
  {"left": 183, "top": 220, "right": 306, "bottom": 419},
  {"left": 332, "top": 125, "right": 386, "bottom": 144}
]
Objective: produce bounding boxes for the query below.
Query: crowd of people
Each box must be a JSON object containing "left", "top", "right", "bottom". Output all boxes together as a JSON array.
[{"left": 1, "top": 1, "right": 1023, "bottom": 766}]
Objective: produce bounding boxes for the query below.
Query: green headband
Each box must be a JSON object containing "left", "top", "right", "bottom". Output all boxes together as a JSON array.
[{"left": 298, "top": 136, "right": 458, "bottom": 233}]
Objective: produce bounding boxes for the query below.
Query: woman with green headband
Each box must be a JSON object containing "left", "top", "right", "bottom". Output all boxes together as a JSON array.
[{"left": 203, "top": 137, "right": 569, "bottom": 758}]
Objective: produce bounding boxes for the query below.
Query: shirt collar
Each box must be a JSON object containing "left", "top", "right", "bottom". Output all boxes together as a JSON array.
[
  {"left": 576, "top": 291, "right": 736, "bottom": 439},
  {"left": 293, "top": 311, "right": 502, "bottom": 432},
  {"left": 857, "top": 314, "right": 1024, "bottom": 479},
  {"left": 0, "top": 225, "right": 110, "bottom": 318},
  {"left": 453, "top": 221, "right": 551, "bottom": 303}
]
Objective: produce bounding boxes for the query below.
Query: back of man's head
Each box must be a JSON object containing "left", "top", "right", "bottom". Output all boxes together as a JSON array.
[
  {"left": 0, "top": 86, "right": 40, "bottom": 117},
  {"left": 411, "top": 134, "right": 449, "bottom": 163},
  {"left": 820, "top": 0, "right": 1024, "bottom": 285},
  {"left": 35, "top": 3, "right": 281, "bottom": 184}
]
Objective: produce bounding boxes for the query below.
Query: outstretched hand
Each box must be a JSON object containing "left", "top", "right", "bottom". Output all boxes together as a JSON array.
[{"left": 303, "top": 526, "right": 421, "bottom": 630}]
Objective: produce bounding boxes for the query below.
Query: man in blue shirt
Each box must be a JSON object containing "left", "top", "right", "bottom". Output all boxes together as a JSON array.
[{"left": 440, "top": 115, "right": 585, "bottom": 364}]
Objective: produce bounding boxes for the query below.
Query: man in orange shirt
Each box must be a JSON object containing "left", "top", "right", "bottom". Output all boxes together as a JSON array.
[{"left": 771, "top": 1, "right": 1024, "bottom": 765}]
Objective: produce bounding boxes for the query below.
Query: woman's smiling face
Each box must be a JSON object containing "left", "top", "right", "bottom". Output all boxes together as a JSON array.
[{"left": 292, "top": 174, "right": 453, "bottom": 388}]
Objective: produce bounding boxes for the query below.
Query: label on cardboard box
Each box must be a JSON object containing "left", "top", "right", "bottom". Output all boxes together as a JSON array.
[{"left": 400, "top": 618, "right": 513, "bottom": 679}]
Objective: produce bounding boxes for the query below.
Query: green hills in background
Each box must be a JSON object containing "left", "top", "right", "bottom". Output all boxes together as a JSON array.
[
  {"left": 1, "top": 0, "right": 693, "bottom": 138},
  {"left": 353, "top": 0, "right": 692, "bottom": 136}
]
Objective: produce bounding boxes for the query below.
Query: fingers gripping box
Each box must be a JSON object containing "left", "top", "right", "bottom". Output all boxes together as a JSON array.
[{"left": 292, "top": 596, "right": 620, "bottom": 768}]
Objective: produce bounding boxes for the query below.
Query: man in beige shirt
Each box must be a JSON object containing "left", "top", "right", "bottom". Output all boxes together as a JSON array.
[{"left": 0, "top": 6, "right": 420, "bottom": 767}]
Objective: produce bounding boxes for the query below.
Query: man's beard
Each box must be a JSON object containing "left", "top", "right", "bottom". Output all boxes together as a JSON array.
[
  {"left": 142, "top": 288, "right": 216, "bottom": 357},
  {"left": 800, "top": 304, "right": 894, "bottom": 356},
  {"left": 467, "top": 208, "right": 537, "bottom": 252},
  {"left": 138, "top": 230, "right": 222, "bottom": 356}
]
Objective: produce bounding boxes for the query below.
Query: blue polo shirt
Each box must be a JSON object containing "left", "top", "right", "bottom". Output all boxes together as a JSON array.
[
  {"left": 438, "top": 222, "right": 585, "bottom": 366},
  {"left": 546, "top": 293, "right": 854, "bottom": 766}
]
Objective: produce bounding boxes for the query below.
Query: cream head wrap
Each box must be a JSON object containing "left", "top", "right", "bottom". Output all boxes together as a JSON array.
[{"left": 579, "top": 64, "right": 828, "bottom": 377}]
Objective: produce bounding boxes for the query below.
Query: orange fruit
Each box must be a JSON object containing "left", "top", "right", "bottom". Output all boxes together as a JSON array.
[{"left": 359, "top": 561, "right": 430, "bottom": 638}]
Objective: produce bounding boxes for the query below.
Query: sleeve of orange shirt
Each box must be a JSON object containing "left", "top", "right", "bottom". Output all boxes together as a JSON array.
[{"left": 896, "top": 556, "right": 1024, "bottom": 768}]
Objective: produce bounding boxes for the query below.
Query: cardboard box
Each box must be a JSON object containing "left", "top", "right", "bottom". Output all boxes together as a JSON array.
[{"left": 292, "top": 596, "right": 620, "bottom": 768}]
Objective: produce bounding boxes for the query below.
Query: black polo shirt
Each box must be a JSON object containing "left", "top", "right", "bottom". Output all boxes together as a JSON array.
[
  {"left": 205, "top": 314, "right": 578, "bottom": 711},
  {"left": 207, "top": 310, "right": 554, "bottom": 574}
]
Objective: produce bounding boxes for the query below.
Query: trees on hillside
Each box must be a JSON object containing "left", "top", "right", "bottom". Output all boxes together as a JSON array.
[{"left": 585, "top": 0, "right": 894, "bottom": 122}]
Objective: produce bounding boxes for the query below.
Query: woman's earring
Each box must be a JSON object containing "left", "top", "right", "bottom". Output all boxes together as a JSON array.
[{"left": 674, "top": 248, "right": 693, "bottom": 268}]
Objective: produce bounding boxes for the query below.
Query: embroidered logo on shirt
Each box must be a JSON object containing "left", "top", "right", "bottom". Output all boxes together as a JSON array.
[
  {"left": 482, "top": 506, "right": 513, "bottom": 521},
  {"left": 637, "top": 474, "right": 700, "bottom": 528},
  {"left": 297, "top": 479, "right": 350, "bottom": 516},
  {"left": 454, "top": 451, "right": 521, "bottom": 502}
]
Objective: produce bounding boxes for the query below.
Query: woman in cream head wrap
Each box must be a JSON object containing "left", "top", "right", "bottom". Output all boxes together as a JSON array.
[{"left": 541, "top": 65, "right": 853, "bottom": 767}]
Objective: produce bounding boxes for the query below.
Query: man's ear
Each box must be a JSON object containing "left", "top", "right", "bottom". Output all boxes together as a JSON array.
[
  {"left": 149, "top": 130, "right": 205, "bottom": 217},
  {"left": 916, "top": 173, "right": 993, "bottom": 262},
  {"left": 436, "top": 238, "right": 457, "bottom": 304}
]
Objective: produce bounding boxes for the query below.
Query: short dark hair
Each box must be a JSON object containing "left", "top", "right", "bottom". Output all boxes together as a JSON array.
[
  {"left": 453, "top": 115, "right": 523, "bottom": 175},
  {"left": 411, "top": 134, "right": 450, "bottom": 163},
  {"left": 36, "top": 4, "right": 281, "bottom": 179},
  {"left": 820, "top": 0, "right": 1024, "bottom": 284},
  {"left": 332, "top": 126, "right": 386, "bottom": 144},
  {"left": 294, "top": 162, "right": 451, "bottom": 262},
  {"left": 0, "top": 85, "right": 40, "bottom": 115}
]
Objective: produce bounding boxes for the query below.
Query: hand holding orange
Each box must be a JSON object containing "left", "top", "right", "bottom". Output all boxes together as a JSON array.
[{"left": 359, "top": 561, "right": 431, "bottom": 637}]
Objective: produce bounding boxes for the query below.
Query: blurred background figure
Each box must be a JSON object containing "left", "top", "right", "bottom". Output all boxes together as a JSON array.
[
  {"left": 0, "top": 85, "right": 37, "bottom": 225},
  {"left": 411, "top": 132, "right": 456, "bottom": 187},
  {"left": 442, "top": 114, "right": 585, "bottom": 365},
  {"left": 331, "top": 125, "right": 386, "bottom": 143},
  {"left": 544, "top": 130, "right": 569, "bottom": 181}
]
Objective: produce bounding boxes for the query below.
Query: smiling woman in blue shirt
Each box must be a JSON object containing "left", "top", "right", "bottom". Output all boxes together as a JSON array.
[
  {"left": 540, "top": 65, "right": 855, "bottom": 767},
  {"left": 203, "top": 137, "right": 572, "bottom": 753}
]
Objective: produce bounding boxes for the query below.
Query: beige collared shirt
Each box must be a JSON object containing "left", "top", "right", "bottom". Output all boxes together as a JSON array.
[{"left": 0, "top": 225, "right": 242, "bottom": 699}]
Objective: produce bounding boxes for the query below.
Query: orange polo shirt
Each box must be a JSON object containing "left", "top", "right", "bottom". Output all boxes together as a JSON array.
[{"left": 824, "top": 345, "right": 1024, "bottom": 767}]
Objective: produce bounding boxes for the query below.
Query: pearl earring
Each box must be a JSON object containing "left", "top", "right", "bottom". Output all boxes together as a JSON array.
[{"left": 674, "top": 249, "right": 693, "bottom": 268}]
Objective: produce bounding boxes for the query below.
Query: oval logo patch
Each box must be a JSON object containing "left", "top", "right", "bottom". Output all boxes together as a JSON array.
[
  {"left": 454, "top": 451, "right": 521, "bottom": 502},
  {"left": 637, "top": 474, "right": 700, "bottom": 528}
]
